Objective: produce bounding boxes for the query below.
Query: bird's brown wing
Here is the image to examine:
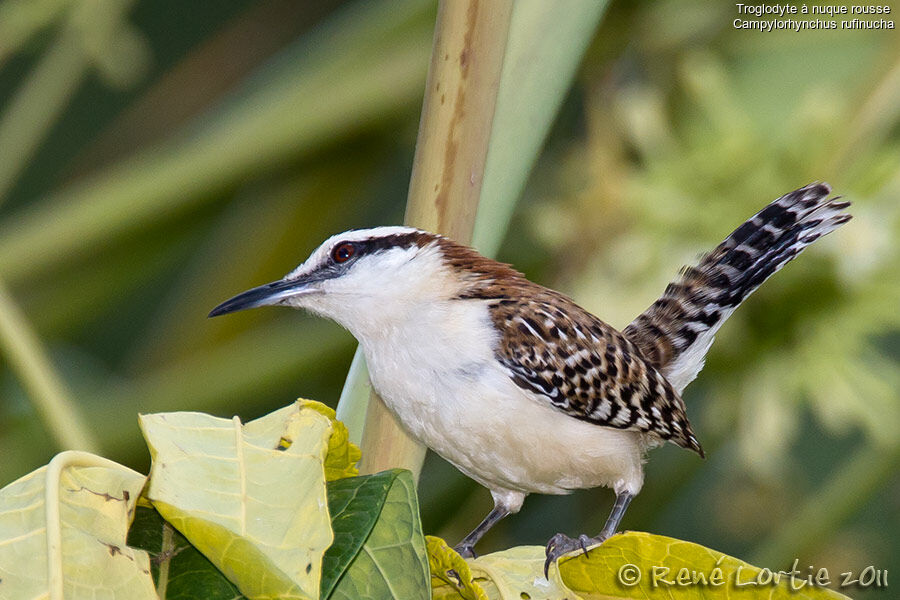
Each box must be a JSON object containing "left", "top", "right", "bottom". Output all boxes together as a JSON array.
[{"left": 486, "top": 285, "right": 704, "bottom": 457}]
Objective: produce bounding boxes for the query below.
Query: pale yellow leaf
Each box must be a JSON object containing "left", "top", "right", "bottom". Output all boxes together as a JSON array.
[
  {"left": 140, "top": 400, "right": 336, "bottom": 600},
  {"left": 469, "top": 545, "right": 571, "bottom": 600},
  {"left": 0, "top": 451, "right": 154, "bottom": 600}
]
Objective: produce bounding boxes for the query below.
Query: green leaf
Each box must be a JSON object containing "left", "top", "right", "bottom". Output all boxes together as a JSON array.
[
  {"left": 140, "top": 400, "right": 336, "bottom": 600},
  {"left": 0, "top": 451, "right": 155, "bottom": 600},
  {"left": 427, "top": 542, "right": 570, "bottom": 600},
  {"left": 557, "top": 532, "right": 853, "bottom": 600},
  {"left": 430, "top": 533, "right": 853, "bottom": 600},
  {"left": 321, "top": 471, "right": 393, "bottom": 597},
  {"left": 127, "top": 505, "right": 247, "bottom": 600},
  {"left": 325, "top": 469, "right": 430, "bottom": 600}
]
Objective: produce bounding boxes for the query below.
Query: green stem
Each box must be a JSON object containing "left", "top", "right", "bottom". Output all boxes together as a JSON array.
[
  {"left": 0, "top": 21, "right": 89, "bottom": 204},
  {"left": 0, "top": 0, "right": 71, "bottom": 66},
  {"left": 0, "top": 281, "right": 99, "bottom": 453},
  {"left": 0, "top": 0, "right": 434, "bottom": 284},
  {"left": 335, "top": 349, "right": 371, "bottom": 447}
]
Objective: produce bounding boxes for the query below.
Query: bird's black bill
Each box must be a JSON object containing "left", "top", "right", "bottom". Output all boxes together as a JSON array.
[{"left": 208, "top": 279, "right": 309, "bottom": 318}]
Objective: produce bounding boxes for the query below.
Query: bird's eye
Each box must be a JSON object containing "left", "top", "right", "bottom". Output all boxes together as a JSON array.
[{"left": 331, "top": 242, "right": 356, "bottom": 263}]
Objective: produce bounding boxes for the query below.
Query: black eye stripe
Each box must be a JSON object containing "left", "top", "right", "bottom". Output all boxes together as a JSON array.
[{"left": 328, "top": 232, "right": 432, "bottom": 265}]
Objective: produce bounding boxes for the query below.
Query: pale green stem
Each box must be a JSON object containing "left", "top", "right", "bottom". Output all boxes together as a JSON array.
[
  {"left": 473, "top": 0, "right": 608, "bottom": 256},
  {"left": 335, "top": 350, "right": 371, "bottom": 446},
  {"left": 0, "top": 0, "right": 434, "bottom": 284},
  {"left": 0, "top": 281, "right": 99, "bottom": 453},
  {"left": 0, "top": 0, "right": 72, "bottom": 66},
  {"left": 0, "top": 23, "right": 89, "bottom": 204},
  {"left": 356, "top": 0, "right": 515, "bottom": 479}
]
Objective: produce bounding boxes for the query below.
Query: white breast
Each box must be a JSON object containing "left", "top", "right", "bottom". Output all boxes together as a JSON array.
[{"left": 358, "top": 299, "right": 646, "bottom": 500}]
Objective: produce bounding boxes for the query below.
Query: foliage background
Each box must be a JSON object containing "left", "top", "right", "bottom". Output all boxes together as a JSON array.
[{"left": 0, "top": 0, "right": 897, "bottom": 594}]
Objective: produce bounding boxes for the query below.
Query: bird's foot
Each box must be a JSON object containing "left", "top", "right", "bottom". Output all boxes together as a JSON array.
[
  {"left": 453, "top": 543, "right": 477, "bottom": 559},
  {"left": 543, "top": 532, "right": 609, "bottom": 578}
]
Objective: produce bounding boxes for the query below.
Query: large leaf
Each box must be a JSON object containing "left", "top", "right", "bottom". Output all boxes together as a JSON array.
[
  {"left": 326, "top": 469, "right": 430, "bottom": 600},
  {"left": 127, "top": 505, "right": 247, "bottom": 600},
  {"left": 428, "top": 533, "right": 853, "bottom": 600},
  {"left": 472, "top": 546, "right": 570, "bottom": 599},
  {"left": 321, "top": 472, "right": 393, "bottom": 598},
  {"left": 558, "top": 532, "right": 853, "bottom": 599},
  {"left": 139, "top": 400, "right": 338, "bottom": 600},
  {"left": 0, "top": 451, "right": 155, "bottom": 600}
]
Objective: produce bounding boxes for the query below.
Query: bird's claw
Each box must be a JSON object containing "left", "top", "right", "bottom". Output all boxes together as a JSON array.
[{"left": 543, "top": 533, "right": 606, "bottom": 578}]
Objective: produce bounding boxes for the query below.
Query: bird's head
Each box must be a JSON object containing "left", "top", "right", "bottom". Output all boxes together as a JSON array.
[{"left": 209, "top": 226, "right": 521, "bottom": 336}]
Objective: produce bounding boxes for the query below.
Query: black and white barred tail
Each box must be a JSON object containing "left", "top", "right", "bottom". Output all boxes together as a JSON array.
[{"left": 624, "top": 182, "right": 851, "bottom": 393}]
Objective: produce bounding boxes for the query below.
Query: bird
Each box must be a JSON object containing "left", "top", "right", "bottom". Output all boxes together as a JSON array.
[{"left": 209, "top": 182, "right": 850, "bottom": 576}]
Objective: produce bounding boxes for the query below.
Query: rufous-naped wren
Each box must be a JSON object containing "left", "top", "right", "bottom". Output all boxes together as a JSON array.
[{"left": 210, "top": 183, "right": 850, "bottom": 575}]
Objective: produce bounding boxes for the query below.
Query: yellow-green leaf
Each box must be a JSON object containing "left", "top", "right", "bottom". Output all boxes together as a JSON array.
[
  {"left": 299, "top": 398, "right": 361, "bottom": 480},
  {"left": 140, "top": 400, "right": 336, "bottom": 600},
  {"left": 0, "top": 451, "right": 155, "bottom": 600},
  {"left": 558, "top": 532, "right": 853, "bottom": 600},
  {"left": 426, "top": 536, "right": 488, "bottom": 600},
  {"left": 436, "top": 533, "right": 854, "bottom": 600}
]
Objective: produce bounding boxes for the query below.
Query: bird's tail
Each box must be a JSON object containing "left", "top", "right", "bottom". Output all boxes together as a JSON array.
[{"left": 623, "top": 182, "right": 851, "bottom": 393}]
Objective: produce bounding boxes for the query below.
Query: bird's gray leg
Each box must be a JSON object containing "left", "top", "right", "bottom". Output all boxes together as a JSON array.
[
  {"left": 543, "top": 491, "right": 634, "bottom": 577},
  {"left": 453, "top": 504, "right": 511, "bottom": 558},
  {"left": 596, "top": 491, "right": 633, "bottom": 539}
]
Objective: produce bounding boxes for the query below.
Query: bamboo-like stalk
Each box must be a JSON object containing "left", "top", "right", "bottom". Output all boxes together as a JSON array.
[
  {"left": 342, "top": 0, "right": 608, "bottom": 476},
  {"left": 357, "top": 0, "right": 514, "bottom": 476}
]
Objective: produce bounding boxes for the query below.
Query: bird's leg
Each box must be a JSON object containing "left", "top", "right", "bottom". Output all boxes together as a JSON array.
[
  {"left": 453, "top": 504, "right": 511, "bottom": 558},
  {"left": 543, "top": 491, "right": 634, "bottom": 577}
]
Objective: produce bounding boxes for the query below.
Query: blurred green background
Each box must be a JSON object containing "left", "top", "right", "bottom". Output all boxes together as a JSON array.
[{"left": 0, "top": 0, "right": 897, "bottom": 593}]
